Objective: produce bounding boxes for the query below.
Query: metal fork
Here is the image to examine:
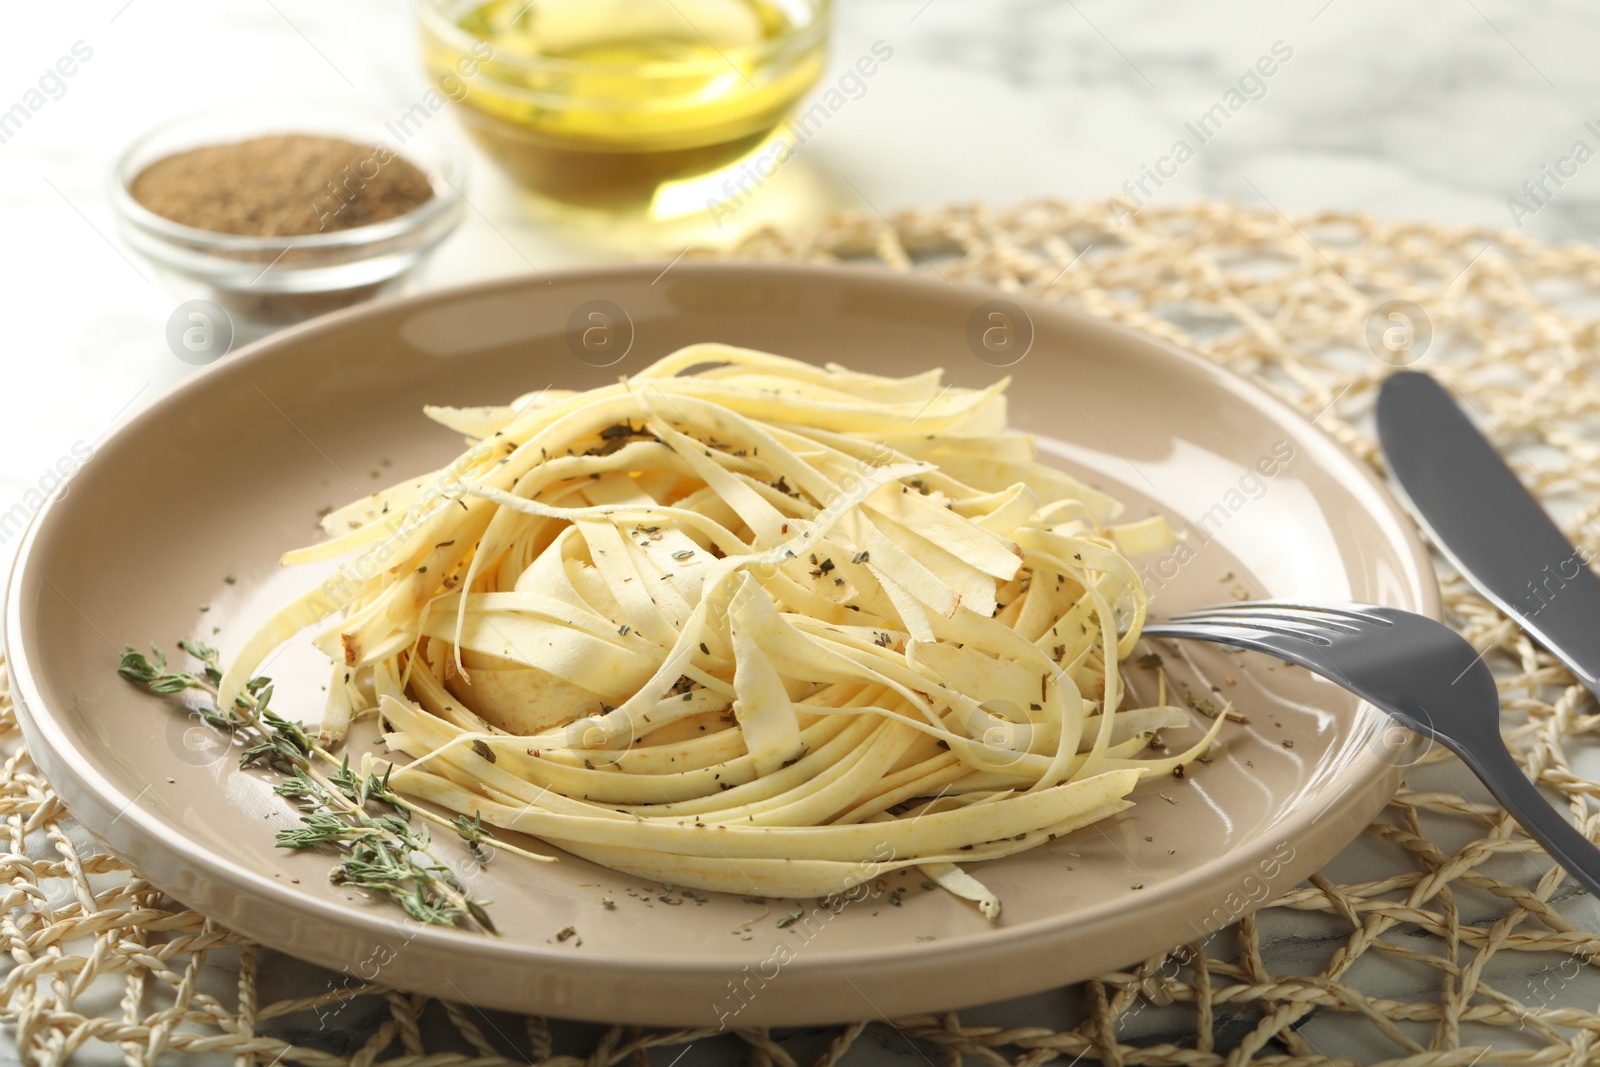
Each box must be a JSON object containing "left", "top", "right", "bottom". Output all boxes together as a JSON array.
[{"left": 1143, "top": 601, "right": 1600, "bottom": 898}]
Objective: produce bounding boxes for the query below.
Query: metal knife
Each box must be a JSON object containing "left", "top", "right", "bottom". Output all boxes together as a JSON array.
[{"left": 1376, "top": 370, "right": 1600, "bottom": 701}]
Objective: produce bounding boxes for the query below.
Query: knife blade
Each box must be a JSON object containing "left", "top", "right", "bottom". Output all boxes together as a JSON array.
[{"left": 1376, "top": 370, "right": 1600, "bottom": 698}]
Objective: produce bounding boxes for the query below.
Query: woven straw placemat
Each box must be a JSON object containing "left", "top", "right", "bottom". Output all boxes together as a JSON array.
[{"left": 8, "top": 198, "right": 1600, "bottom": 1065}]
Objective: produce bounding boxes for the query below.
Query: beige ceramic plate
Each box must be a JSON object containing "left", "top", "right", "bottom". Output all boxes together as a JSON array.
[{"left": 6, "top": 264, "right": 1437, "bottom": 1027}]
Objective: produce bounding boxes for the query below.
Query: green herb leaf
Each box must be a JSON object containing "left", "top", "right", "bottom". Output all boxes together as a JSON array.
[{"left": 119, "top": 640, "right": 499, "bottom": 935}]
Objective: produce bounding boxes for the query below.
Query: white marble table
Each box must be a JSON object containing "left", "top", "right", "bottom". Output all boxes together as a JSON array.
[{"left": 5, "top": 0, "right": 1600, "bottom": 1061}]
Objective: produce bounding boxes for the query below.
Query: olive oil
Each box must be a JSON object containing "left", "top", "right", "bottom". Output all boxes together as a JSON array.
[{"left": 421, "top": 0, "right": 828, "bottom": 212}]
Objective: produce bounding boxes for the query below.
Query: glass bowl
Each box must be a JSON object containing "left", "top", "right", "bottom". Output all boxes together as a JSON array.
[
  {"left": 416, "top": 0, "right": 830, "bottom": 215},
  {"left": 110, "top": 104, "right": 468, "bottom": 330}
]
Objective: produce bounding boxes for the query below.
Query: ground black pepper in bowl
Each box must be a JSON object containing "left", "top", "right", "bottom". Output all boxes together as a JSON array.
[
  {"left": 130, "top": 134, "right": 435, "bottom": 236},
  {"left": 112, "top": 110, "right": 466, "bottom": 334}
]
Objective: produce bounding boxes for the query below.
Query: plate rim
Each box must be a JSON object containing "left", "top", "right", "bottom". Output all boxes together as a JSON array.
[{"left": 4, "top": 261, "right": 1441, "bottom": 1015}]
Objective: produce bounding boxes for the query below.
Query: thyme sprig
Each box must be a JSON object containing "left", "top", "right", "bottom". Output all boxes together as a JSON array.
[{"left": 119, "top": 639, "right": 501, "bottom": 933}]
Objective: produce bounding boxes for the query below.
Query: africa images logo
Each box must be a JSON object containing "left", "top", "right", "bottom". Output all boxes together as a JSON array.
[{"left": 0, "top": 440, "right": 95, "bottom": 544}]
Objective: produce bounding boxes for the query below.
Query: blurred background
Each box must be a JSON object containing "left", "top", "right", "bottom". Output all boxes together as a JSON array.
[{"left": 0, "top": 0, "right": 1593, "bottom": 575}]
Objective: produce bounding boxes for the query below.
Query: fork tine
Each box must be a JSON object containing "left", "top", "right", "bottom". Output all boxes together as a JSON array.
[
  {"left": 1188, "top": 600, "right": 1395, "bottom": 626},
  {"left": 1156, "top": 615, "right": 1337, "bottom": 647},
  {"left": 1140, "top": 619, "right": 1321, "bottom": 667},
  {"left": 1171, "top": 606, "right": 1364, "bottom": 635}
]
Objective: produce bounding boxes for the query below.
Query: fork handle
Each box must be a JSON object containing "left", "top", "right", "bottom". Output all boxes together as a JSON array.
[{"left": 1441, "top": 734, "right": 1600, "bottom": 899}]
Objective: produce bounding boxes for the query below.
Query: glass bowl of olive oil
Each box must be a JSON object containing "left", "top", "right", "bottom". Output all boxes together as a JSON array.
[{"left": 418, "top": 0, "right": 829, "bottom": 215}]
